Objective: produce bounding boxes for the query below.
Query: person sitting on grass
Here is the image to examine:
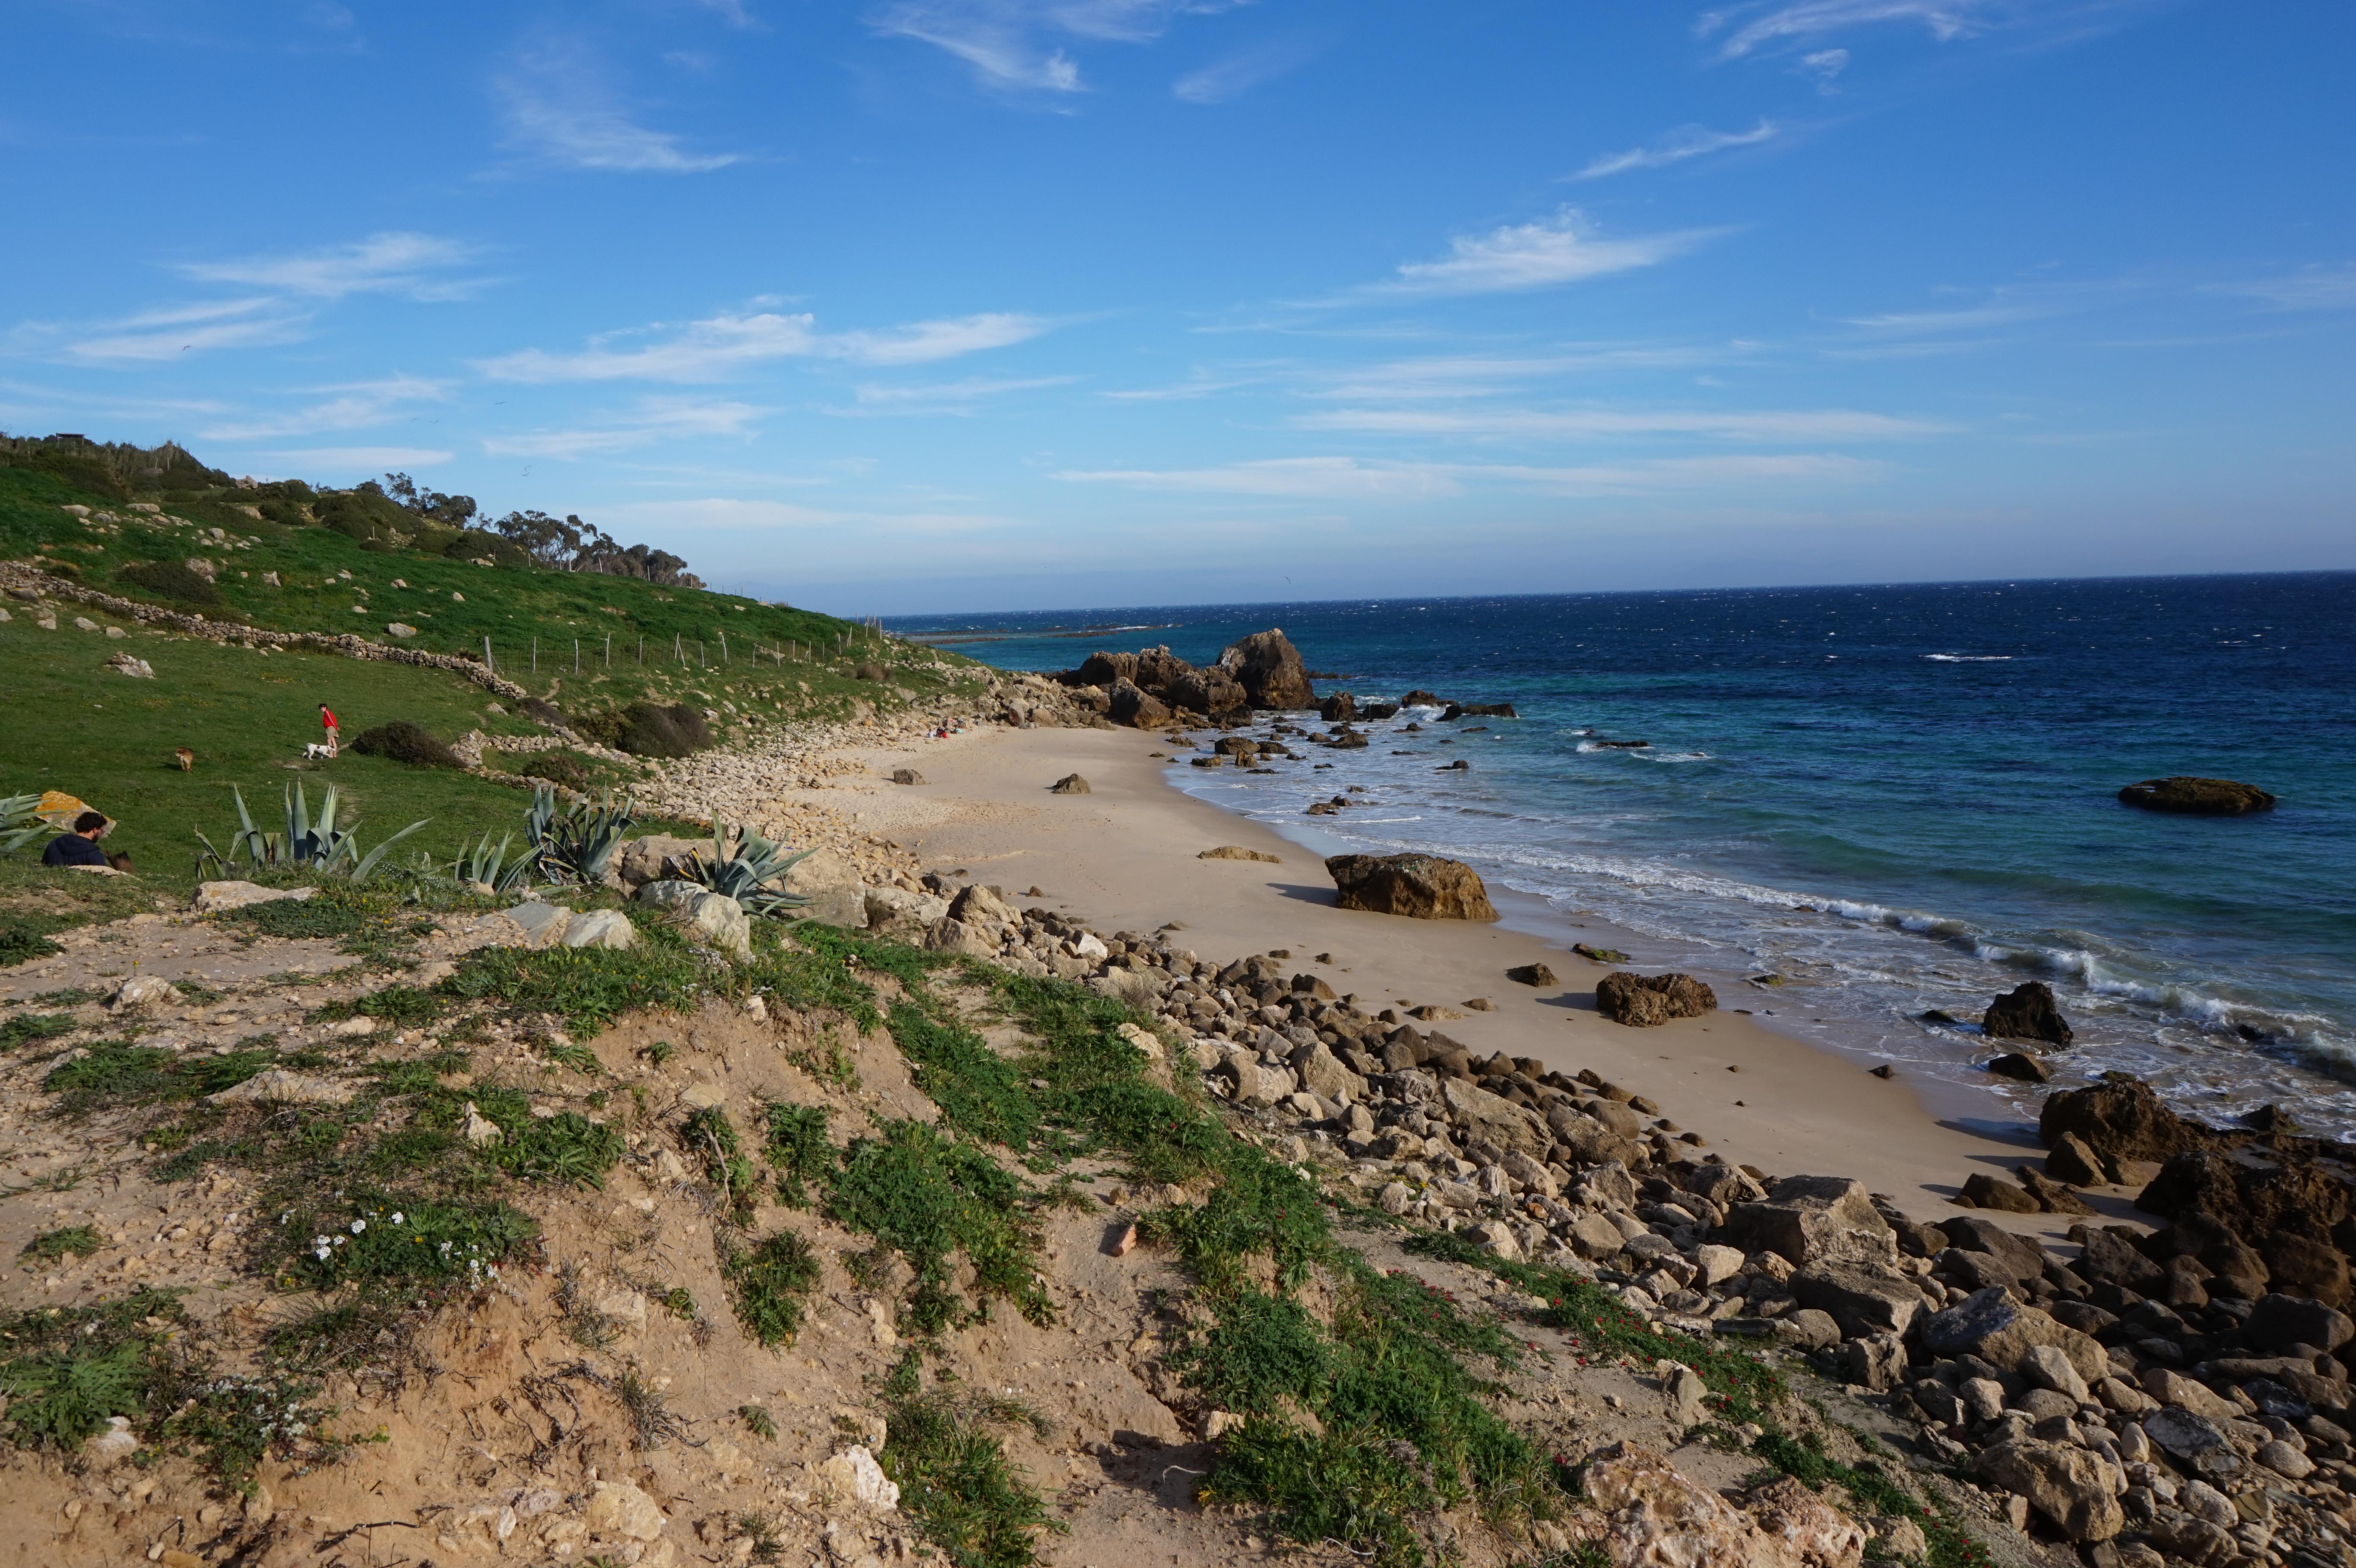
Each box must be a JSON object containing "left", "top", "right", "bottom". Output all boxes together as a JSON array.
[{"left": 42, "top": 812, "right": 109, "bottom": 868}]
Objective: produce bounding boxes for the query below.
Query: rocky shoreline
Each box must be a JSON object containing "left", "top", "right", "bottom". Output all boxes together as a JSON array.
[{"left": 824, "top": 855, "right": 2356, "bottom": 1568}]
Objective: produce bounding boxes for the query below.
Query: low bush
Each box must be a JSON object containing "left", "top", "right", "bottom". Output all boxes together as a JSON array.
[
  {"left": 580, "top": 701, "right": 712, "bottom": 758},
  {"left": 878, "top": 1355, "right": 1062, "bottom": 1568},
  {"left": 117, "top": 557, "right": 222, "bottom": 605},
  {"left": 720, "top": 1230, "right": 821, "bottom": 1347},
  {"left": 513, "top": 750, "right": 589, "bottom": 790},
  {"left": 350, "top": 720, "right": 463, "bottom": 770}
]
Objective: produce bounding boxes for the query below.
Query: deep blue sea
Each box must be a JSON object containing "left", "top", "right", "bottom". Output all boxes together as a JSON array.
[{"left": 889, "top": 574, "right": 2356, "bottom": 1136}]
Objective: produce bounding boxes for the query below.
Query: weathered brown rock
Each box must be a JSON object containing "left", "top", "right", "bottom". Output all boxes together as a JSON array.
[
  {"left": 1048, "top": 773, "right": 1092, "bottom": 795},
  {"left": 1920, "top": 1287, "right": 2107, "bottom": 1382},
  {"left": 2117, "top": 776, "right": 2276, "bottom": 815},
  {"left": 1957, "top": 1172, "right": 2041, "bottom": 1213},
  {"left": 1167, "top": 665, "right": 1248, "bottom": 717},
  {"left": 1216, "top": 628, "right": 1315, "bottom": 710},
  {"left": 1324, "top": 853, "right": 1499, "bottom": 921},
  {"left": 2039, "top": 1076, "right": 2210, "bottom": 1167},
  {"left": 1506, "top": 961, "right": 1558, "bottom": 987},
  {"left": 1983, "top": 981, "right": 2073, "bottom": 1046},
  {"left": 1582, "top": 1442, "right": 1866, "bottom": 1568},
  {"left": 1198, "top": 845, "right": 1281, "bottom": 863},
  {"left": 1728, "top": 1175, "right": 1897, "bottom": 1268},
  {"left": 1108, "top": 677, "right": 1172, "bottom": 729},
  {"left": 1319, "top": 692, "right": 1357, "bottom": 723},
  {"left": 2132, "top": 1148, "right": 2353, "bottom": 1252},
  {"left": 1986, "top": 1052, "right": 2051, "bottom": 1083},
  {"left": 1595, "top": 971, "right": 1716, "bottom": 1027},
  {"left": 1976, "top": 1439, "right": 2124, "bottom": 1542}
]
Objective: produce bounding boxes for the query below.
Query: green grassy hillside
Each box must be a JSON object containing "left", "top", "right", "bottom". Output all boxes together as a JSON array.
[{"left": 0, "top": 443, "right": 996, "bottom": 911}]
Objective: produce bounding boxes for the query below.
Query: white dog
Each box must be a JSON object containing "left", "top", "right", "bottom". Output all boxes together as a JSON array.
[{"left": 302, "top": 743, "right": 335, "bottom": 761}]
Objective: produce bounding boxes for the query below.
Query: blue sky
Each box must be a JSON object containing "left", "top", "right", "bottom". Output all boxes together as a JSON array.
[{"left": 5, "top": 0, "right": 2351, "bottom": 614}]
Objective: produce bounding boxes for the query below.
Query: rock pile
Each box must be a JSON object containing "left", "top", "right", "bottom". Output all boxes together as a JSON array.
[
  {"left": 1051, "top": 629, "right": 1313, "bottom": 726},
  {"left": 818, "top": 879, "right": 2356, "bottom": 1563}
]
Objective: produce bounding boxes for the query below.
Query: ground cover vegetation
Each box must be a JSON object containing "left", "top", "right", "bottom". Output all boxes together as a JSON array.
[{"left": 0, "top": 432, "right": 991, "bottom": 903}]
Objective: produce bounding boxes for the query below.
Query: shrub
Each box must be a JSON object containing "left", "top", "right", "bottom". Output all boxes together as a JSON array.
[
  {"left": 583, "top": 702, "right": 713, "bottom": 758},
  {"left": 350, "top": 721, "right": 462, "bottom": 770},
  {"left": 117, "top": 557, "right": 222, "bottom": 606},
  {"left": 519, "top": 697, "right": 569, "bottom": 726},
  {"left": 720, "top": 1230, "right": 821, "bottom": 1347},
  {"left": 514, "top": 751, "right": 589, "bottom": 790}
]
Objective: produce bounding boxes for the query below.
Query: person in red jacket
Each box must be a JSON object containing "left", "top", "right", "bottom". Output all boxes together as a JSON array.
[{"left": 319, "top": 702, "right": 340, "bottom": 756}]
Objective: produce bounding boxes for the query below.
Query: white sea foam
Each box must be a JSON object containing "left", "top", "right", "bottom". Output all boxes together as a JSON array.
[{"left": 1923, "top": 654, "right": 2014, "bottom": 662}]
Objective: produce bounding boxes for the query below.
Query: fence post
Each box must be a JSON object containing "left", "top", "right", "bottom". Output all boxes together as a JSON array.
[
  {"left": 484, "top": 636, "right": 494, "bottom": 674},
  {"left": 573, "top": 639, "right": 580, "bottom": 675},
  {"left": 719, "top": 630, "right": 728, "bottom": 666},
  {"left": 531, "top": 636, "right": 537, "bottom": 674},
  {"left": 605, "top": 632, "right": 611, "bottom": 668}
]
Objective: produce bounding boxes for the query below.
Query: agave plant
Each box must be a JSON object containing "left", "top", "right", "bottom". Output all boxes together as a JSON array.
[
  {"left": 0, "top": 793, "right": 50, "bottom": 855},
  {"left": 523, "top": 786, "right": 637, "bottom": 885},
  {"left": 195, "top": 782, "right": 428, "bottom": 885},
  {"left": 450, "top": 829, "right": 536, "bottom": 894},
  {"left": 681, "top": 817, "right": 813, "bottom": 919}
]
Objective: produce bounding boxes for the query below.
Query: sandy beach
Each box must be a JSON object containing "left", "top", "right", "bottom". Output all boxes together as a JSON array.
[{"left": 774, "top": 718, "right": 2144, "bottom": 1246}]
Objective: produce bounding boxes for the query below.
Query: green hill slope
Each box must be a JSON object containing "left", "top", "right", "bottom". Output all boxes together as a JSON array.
[{"left": 0, "top": 437, "right": 992, "bottom": 910}]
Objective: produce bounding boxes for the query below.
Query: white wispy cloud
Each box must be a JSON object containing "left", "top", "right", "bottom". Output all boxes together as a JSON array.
[
  {"left": 178, "top": 232, "right": 483, "bottom": 300},
  {"left": 1055, "top": 456, "right": 1465, "bottom": 499},
  {"left": 1839, "top": 302, "right": 2046, "bottom": 331},
  {"left": 1369, "top": 209, "right": 1722, "bottom": 297},
  {"left": 258, "top": 446, "right": 454, "bottom": 470},
  {"left": 1575, "top": 120, "right": 1777, "bottom": 180},
  {"left": 1053, "top": 452, "right": 1887, "bottom": 499},
  {"left": 871, "top": 0, "right": 1235, "bottom": 92},
  {"left": 1698, "top": 1, "right": 2001, "bottom": 60},
  {"left": 2215, "top": 264, "right": 2356, "bottom": 312},
  {"left": 1799, "top": 47, "right": 1850, "bottom": 85},
  {"left": 197, "top": 374, "right": 454, "bottom": 441},
  {"left": 482, "top": 397, "right": 764, "bottom": 458},
  {"left": 32, "top": 298, "right": 309, "bottom": 364},
  {"left": 1296, "top": 406, "right": 1946, "bottom": 440},
  {"left": 1312, "top": 344, "right": 1764, "bottom": 400},
  {"left": 1173, "top": 34, "right": 1322, "bottom": 104},
  {"left": 848, "top": 374, "right": 1079, "bottom": 411},
  {"left": 497, "top": 40, "right": 739, "bottom": 172},
  {"left": 477, "top": 308, "right": 1050, "bottom": 382}
]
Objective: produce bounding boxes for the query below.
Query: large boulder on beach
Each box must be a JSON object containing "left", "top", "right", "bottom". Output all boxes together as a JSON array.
[
  {"left": 1728, "top": 1176, "right": 1897, "bottom": 1269},
  {"left": 1324, "top": 853, "right": 1499, "bottom": 921},
  {"left": 1976, "top": 1439, "right": 2125, "bottom": 1543},
  {"left": 1596, "top": 971, "right": 1716, "bottom": 1027},
  {"left": 1216, "top": 629, "right": 1315, "bottom": 710},
  {"left": 1440, "top": 1077, "right": 1547, "bottom": 1157},
  {"left": 2132, "top": 1148, "right": 2353, "bottom": 1259},
  {"left": 2118, "top": 776, "right": 2276, "bottom": 815},
  {"left": 1982, "top": 981, "right": 2073, "bottom": 1046},
  {"left": 2039, "top": 1075, "right": 2207, "bottom": 1168},
  {"left": 1920, "top": 1287, "right": 2106, "bottom": 1382},
  {"left": 1167, "top": 665, "right": 1248, "bottom": 717},
  {"left": 1107, "top": 678, "right": 1171, "bottom": 729}
]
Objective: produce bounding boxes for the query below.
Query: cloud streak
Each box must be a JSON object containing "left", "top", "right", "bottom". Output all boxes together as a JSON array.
[
  {"left": 871, "top": 0, "right": 1234, "bottom": 92},
  {"left": 1173, "top": 34, "right": 1323, "bottom": 104},
  {"left": 1699, "top": 1, "right": 2002, "bottom": 60},
  {"left": 1575, "top": 119, "right": 1777, "bottom": 179},
  {"left": 482, "top": 397, "right": 764, "bottom": 458},
  {"left": 178, "top": 232, "right": 484, "bottom": 299},
  {"left": 1296, "top": 406, "right": 1947, "bottom": 440},
  {"left": 1054, "top": 452, "right": 1887, "bottom": 498},
  {"left": 1368, "top": 209, "right": 1722, "bottom": 297},
  {"left": 197, "top": 374, "right": 453, "bottom": 441},
  {"left": 497, "top": 40, "right": 738, "bottom": 172},
  {"left": 476, "top": 308, "right": 1051, "bottom": 382}
]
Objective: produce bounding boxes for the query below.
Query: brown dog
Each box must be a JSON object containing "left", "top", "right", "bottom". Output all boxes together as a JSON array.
[{"left": 174, "top": 746, "right": 194, "bottom": 771}]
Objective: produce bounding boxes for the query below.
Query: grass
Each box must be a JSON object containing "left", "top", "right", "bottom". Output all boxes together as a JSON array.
[
  {"left": 719, "top": 1230, "right": 823, "bottom": 1347},
  {"left": 0, "top": 1011, "right": 77, "bottom": 1050},
  {"left": 761, "top": 1101, "right": 832, "bottom": 1207},
  {"left": 877, "top": 1354, "right": 1065, "bottom": 1568},
  {"left": 826, "top": 1119, "right": 1052, "bottom": 1334},
  {"left": 0, "top": 458, "right": 989, "bottom": 903},
  {"left": 683, "top": 1105, "right": 759, "bottom": 1211},
  {"left": 21, "top": 1225, "right": 105, "bottom": 1265}
]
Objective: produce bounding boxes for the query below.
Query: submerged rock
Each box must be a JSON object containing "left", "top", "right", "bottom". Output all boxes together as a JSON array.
[
  {"left": 1983, "top": 981, "right": 2073, "bottom": 1046},
  {"left": 2118, "top": 775, "right": 2276, "bottom": 815}
]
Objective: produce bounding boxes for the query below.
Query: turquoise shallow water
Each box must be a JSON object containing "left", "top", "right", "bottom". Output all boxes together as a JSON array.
[{"left": 891, "top": 573, "right": 2356, "bottom": 1135}]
